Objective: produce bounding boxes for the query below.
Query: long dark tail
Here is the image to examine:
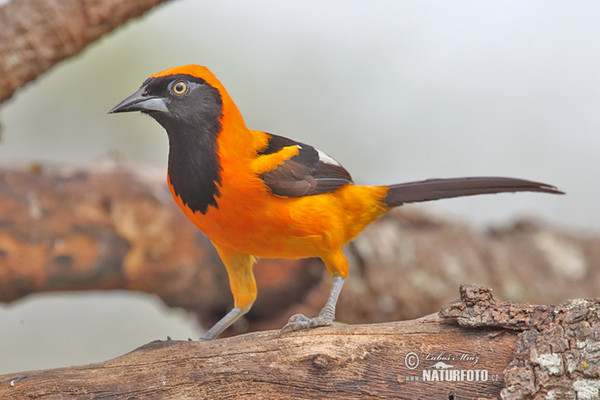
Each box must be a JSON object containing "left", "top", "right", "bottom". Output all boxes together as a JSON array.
[{"left": 383, "top": 177, "right": 563, "bottom": 207}]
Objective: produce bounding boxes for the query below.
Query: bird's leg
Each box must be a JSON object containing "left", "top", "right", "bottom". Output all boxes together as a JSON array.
[
  {"left": 200, "top": 245, "right": 257, "bottom": 340},
  {"left": 200, "top": 305, "right": 252, "bottom": 340},
  {"left": 281, "top": 274, "right": 345, "bottom": 333}
]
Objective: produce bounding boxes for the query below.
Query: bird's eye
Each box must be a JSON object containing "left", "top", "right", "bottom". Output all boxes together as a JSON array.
[{"left": 172, "top": 81, "right": 188, "bottom": 95}]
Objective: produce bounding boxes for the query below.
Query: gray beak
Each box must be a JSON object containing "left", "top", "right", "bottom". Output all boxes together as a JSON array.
[{"left": 108, "top": 87, "right": 168, "bottom": 114}]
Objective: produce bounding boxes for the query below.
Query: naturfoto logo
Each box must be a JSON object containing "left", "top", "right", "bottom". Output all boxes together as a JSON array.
[{"left": 402, "top": 351, "right": 499, "bottom": 383}]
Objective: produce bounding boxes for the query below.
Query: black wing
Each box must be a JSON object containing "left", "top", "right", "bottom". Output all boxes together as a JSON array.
[{"left": 257, "top": 133, "right": 353, "bottom": 197}]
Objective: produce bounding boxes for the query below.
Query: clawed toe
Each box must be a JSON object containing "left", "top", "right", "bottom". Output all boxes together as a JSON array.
[
  {"left": 281, "top": 313, "right": 311, "bottom": 333},
  {"left": 280, "top": 313, "right": 334, "bottom": 334}
]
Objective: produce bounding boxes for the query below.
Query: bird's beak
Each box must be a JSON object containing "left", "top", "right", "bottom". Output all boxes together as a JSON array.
[{"left": 108, "top": 87, "right": 168, "bottom": 114}]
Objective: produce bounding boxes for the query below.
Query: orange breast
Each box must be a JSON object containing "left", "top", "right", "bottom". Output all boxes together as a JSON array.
[{"left": 169, "top": 170, "right": 389, "bottom": 259}]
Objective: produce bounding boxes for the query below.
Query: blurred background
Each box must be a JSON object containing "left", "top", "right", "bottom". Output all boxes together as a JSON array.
[{"left": 0, "top": 0, "right": 598, "bottom": 374}]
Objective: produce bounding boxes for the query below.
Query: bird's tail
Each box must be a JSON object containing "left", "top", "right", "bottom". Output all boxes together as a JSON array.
[{"left": 382, "top": 177, "right": 563, "bottom": 208}]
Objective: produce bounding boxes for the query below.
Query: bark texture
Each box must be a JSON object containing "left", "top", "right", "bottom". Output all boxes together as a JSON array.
[
  {"left": 0, "top": 0, "right": 171, "bottom": 104},
  {"left": 440, "top": 284, "right": 600, "bottom": 400}
]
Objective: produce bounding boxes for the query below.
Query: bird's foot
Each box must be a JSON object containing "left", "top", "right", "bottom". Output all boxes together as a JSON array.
[
  {"left": 280, "top": 312, "right": 334, "bottom": 333},
  {"left": 280, "top": 275, "right": 344, "bottom": 334}
]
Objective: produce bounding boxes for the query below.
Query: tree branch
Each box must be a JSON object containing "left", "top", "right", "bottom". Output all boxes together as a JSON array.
[{"left": 0, "top": 0, "right": 172, "bottom": 104}]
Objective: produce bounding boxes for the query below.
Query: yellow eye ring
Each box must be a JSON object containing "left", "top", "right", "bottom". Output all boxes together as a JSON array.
[{"left": 172, "top": 81, "right": 188, "bottom": 95}]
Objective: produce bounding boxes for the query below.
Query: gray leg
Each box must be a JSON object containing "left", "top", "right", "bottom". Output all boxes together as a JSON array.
[
  {"left": 281, "top": 274, "right": 345, "bottom": 333},
  {"left": 200, "top": 305, "right": 252, "bottom": 340}
]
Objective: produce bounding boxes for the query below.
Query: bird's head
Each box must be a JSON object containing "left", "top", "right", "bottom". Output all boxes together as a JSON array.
[{"left": 109, "top": 65, "right": 230, "bottom": 133}]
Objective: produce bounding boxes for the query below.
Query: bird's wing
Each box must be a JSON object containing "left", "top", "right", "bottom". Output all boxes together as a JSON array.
[{"left": 254, "top": 133, "right": 353, "bottom": 197}]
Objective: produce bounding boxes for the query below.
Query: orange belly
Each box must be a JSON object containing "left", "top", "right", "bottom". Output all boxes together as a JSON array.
[{"left": 169, "top": 178, "right": 389, "bottom": 259}]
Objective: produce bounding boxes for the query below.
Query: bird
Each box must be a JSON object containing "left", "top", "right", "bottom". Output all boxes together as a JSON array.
[{"left": 109, "top": 65, "right": 563, "bottom": 340}]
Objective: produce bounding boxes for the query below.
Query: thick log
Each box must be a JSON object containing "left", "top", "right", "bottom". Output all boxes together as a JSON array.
[
  {"left": 0, "top": 0, "right": 171, "bottom": 104},
  {"left": 2, "top": 284, "right": 598, "bottom": 400},
  {"left": 0, "top": 161, "right": 598, "bottom": 336}
]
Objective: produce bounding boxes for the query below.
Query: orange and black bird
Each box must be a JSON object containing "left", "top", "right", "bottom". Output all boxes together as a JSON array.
[{"left": 110, "top": 65, "right": 563, "bottom": 339}]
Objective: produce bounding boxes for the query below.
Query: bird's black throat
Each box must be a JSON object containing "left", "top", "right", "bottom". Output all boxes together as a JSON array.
[{"left": 166, "top": 125, "right": 222, "bottom": 215}]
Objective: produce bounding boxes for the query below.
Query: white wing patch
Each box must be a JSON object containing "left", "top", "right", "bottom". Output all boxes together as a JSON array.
[{"left": 317, "top": 149, "right": 341, "bottom": 166}]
